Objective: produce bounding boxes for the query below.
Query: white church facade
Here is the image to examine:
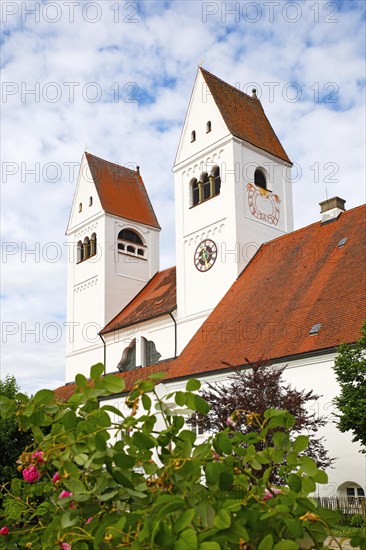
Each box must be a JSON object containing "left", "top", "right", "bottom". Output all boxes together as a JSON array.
[{"left": 59, "top": 68, "right": 366, "bottom": 500}]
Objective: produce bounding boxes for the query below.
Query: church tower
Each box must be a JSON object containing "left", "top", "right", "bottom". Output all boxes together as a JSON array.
[
  {"left": 173, "top": 68, "right": 293, "bottom": 352},
  {"left": 65, "top": 152, "right": 160, "bottom": 380}
]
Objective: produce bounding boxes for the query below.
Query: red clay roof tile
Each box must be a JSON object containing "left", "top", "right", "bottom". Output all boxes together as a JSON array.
[
  {"left": 200, "top": 68, "right": 292, "bottom": 165},
  {"left": 86, "top": 152, "right": 160, "bottom": 229}
]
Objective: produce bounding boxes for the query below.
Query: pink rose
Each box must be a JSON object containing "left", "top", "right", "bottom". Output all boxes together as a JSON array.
[
  {"left": 0, "top": 526, "right": 9, "bottom": 535},
  {"left": 31, "top": 450, "right": 44, "bottom": 463},
  {"left": 263, "top": 487, "right": 282, "bottom": 501},
  {"left": 85, "top": 517, "right": 93, "bottom": 524},
  {"left": 52, "top": 472, "right": 60, "bottom": 484},
  {"left": 22, "top": 465, "right": 41, "bottom": 483},
  {"left": 226, "top": 417, "right": 237, "bottom": 429},
  {"left": 59, "top": 490, "right": 73, "bottom": 499},
  {"left": 60, "top": 543, "right": 72, "bottom": 550}
]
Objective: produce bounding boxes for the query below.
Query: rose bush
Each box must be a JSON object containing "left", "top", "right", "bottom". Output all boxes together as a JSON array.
[{"left": 1, "top": 363, "right": 365, "bottom": 549}]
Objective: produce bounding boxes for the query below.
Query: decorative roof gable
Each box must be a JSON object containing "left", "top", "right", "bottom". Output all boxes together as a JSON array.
[
  {"left": 200, "top": 68, "right": 292, "bottom": 164},
  {"left": 85, "top": 152, "right": 160, "bottom": 229}
]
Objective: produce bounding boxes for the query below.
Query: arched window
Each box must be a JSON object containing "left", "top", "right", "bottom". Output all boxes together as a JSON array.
[
  {"left": 77, "top": 241, "right": 83, "bottom": 263},
  {"left": 79, "top": 202, "right": 82, "bottom": 213},
  {"left": 118, "top": 229, "right": 143, "bottom": 245},
  {"left": 212, "top": 166, "right": 221, "bottom": 196},
  {"left": 191, "top": 130, "right": 196, "bottom": 142},
  {"left": 83, "top": 237, "right": 90, "bottom": 259},
  {"left": 89, "top": 196, "right": 93, "bottom": 206},
  {"left": 254, "top": 168, "right": 267, "bottom": 190},
  {"left": 202, "top": 173, "right": 210, "bottom": 201},
  {"left": 191, "top": 178, "right": 199, "bottom": 206},
  {"left": 206, "top": 121, "right": 212, "bottom": 133},
  {"left": 117, "top": 339, "right": 136, "bottom": 372},
  {"left": 127, "top": 245, "right": 135, "bottom": 254},
  {"left": 90, "top": 233, "right": 97, "bottom": 257}
]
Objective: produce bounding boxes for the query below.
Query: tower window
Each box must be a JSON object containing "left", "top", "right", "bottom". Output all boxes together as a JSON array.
[
  {"left": 79, "top": 202, "right": 82, "bottom": 213},
  {"left": 213, "top": 166, "right": 221, "bottom": 196},
  {"left": 89, "top": 196, "right": 93, "bottom": 206},
  {"left": 254, "top": 168, "right": 267, "bottom": 190},
  {"left": 191, "top": 178, "right": 199, "bottom": 206},
  {"left": 206, "top": 121, "right": 212, "bottom": 133},
  {"left": 191, "top": 130, "right": 196, "bottom": 142},
  {"left": 90, "top": 233, "right": 97, "bottom": 257},
  {"left": 83, "top": 237, "right": 90, "bottom": 259},
  {"left": 77, "top": 241, "right": 83, "bottom": 263},
  {"left": 202, "top": 173, "right": 210, "bottom": 200},
  {"left": 118, "top": 229, "right": 143, "bottom": 245}
]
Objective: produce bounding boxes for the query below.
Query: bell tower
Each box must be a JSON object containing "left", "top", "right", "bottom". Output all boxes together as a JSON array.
[
  {"left": 173, "top": 68, "right": 293, "bottom": 352},
  {"left": 65, "top": 152, "right": 160, "bottom": 380}
]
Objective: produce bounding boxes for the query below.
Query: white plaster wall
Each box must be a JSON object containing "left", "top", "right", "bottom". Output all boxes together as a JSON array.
[{"left": 104, "top": 315, "right": 176, "bottom": 374}]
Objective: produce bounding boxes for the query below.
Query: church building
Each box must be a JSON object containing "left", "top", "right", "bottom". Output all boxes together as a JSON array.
[{"left": 57, "top": 68, "right": 366, "bottom": 500}]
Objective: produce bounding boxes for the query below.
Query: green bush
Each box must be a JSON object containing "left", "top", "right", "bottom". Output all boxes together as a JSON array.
[{"left": 1, "top": 364, "right": 366, "bottom": 549}]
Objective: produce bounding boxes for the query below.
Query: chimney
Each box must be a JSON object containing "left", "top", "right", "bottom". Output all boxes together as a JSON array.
[{"left": 319, "top": 197, "right": 346, "bottom": 223}]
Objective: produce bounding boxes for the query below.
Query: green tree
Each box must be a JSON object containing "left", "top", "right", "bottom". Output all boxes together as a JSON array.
[
  {"left": 0, "top": 376, "right": 32, "bottom": 486},
  {"left": 2, "top": 364, "right": 363, "bottom": 548},
  {"left": 333, "top": 321, "right": 366, "bottom": 450},
  {"left": 193, "top": 361, "right": 334, "bottom": 482}
]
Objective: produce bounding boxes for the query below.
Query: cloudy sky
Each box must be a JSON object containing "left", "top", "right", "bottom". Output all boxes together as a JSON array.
[{"left": 1, "top": 0, "right": 365, "bottom": 395}]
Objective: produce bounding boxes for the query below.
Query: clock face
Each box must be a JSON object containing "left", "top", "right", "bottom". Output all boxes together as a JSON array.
[{"left": 194, "top": 239, "right": 218, "bottom": 272}]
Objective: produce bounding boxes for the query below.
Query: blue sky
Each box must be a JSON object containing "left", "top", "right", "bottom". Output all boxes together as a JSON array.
[{"left": 1, "top": 0, "right": 365, "bottom": 394}]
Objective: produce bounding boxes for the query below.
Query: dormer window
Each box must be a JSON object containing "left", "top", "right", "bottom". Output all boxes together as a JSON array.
[
  {"left": 118, "top": 229, "right": 146, "bottom": 258},
  {"left": 254, "top": 168, "right": 267, "bottom": 190},
  {"left": 206, "top": 121, "right": 212, "bottom": 133},
  {"left": 79, "top": 202, "right": 82, "bottom": 213},
  {"left": 191, "top": 130, "right": 196, "bottom": 142},
  {"left": 117, "top": 339, "right": 136, "bottom": 372}
]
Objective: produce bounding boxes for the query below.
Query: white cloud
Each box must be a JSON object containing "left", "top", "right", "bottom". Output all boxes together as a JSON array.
[{"left": 1, "top": 0, "right": 365, "bottom": 394}]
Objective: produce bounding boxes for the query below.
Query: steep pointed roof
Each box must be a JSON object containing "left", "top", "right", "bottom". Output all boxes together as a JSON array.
[
  {"left": 200, "top": 68, "right": 292, "bottom": 165},
  {"left": 85, "top": 152, "right": 160, "bottom": 229}
]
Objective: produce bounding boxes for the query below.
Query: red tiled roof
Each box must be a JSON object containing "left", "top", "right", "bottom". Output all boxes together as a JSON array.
[
  {"left": 200, "top": 68, "right": 292, "bottom": 165},
  {"left": 170, "top": 204, "right": 366, "bottom": 379},
  {"left": 56, "top": 204, "right": 365, "bottom": 399},
  {"left": 86, "top": 152, "right": 160, "bottom": 229},
  {"left": 101, "top": 267, "right": 176, "bottom": 334}
]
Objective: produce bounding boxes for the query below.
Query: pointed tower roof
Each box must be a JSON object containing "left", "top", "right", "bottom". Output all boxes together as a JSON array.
[
  {"left": 85, "top": 152, "right": 160, "bottom": 229},
  {"left": 200, "top": 68, "right": 292, "bottom": 165}
]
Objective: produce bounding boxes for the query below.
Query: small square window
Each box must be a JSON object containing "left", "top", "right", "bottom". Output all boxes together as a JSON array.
[{"left": 346, "top": 488, "right": 355, "bottom": 496}]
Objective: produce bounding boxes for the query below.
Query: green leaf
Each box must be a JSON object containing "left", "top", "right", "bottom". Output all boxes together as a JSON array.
[
  {"left": 175, "top": 508, "right": 196, "bottom": 534},
  {"left": 33, "top": 389, "right": 54, "bottom": 405},
  {"left": 293, "top": 435, "right": 309, "bottom": 453},
  {"left": 174, "top": 528, "right": 198, "bottom": 550},
  {"left": 114, "top": 452, "right": 136, "bottom": 469},
  {"left": 273, "top": 431, "right": 291, "bottom": 451},
  {"left": 199, "top": 543, "right": 221, "bottom": 550},
  {"left": 299, "top": 456, "right": 318, "bottom": 476},
  {"left": 312, "top": 469, "right": 328, "bottom": 484},
  {"left": 196, "top": 502, "right": 215, "bottom": 529},
  {"left": 273, "top": 541, "right": 299, "bottom": 550},
  {"left": 288, "top": 473, "right": 302, "bottom": 493},
  {"left": 219, "top": 472, "right": 233, "bottom": 491},
  {"left": 75, "top": 373, "right": 88, "bottom": 388},
  {"left": 0, "top": 395, "right": 16, "bottom": 418},
  {"left": 90, "top": 363, "right": 104, "bottom": 380},
  {"left": 141, "top": 393, "right": 152, "bottom": 410},
  {"left": 175, "top": 391, "right": 186, "bottom": 406},
  {"left": 214, "top": 509, "right": 231, "bottom": 530},
  {"left": 258, "top": 534, "right": 273, "bottom": 550},
  {"left": 205, "top": 462, "right": 220, "bottom": 486},
  {"left": 61, "top": 510, "right": 79, "bottom": 529},
  {"left": 216, "top": 433, "right": 232, "bottom": 454},
  {"left": 102, "top": 374, "right": 125, "bottom": 393},
  {"left": 132, "top": 431, "right": 156, "bottom": 449},
  {"left": 186, "top": 379, "right": 201, "bottom": 391}
]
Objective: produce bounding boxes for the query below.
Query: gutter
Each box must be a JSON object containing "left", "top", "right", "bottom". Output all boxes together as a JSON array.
[
  {"left": 169, "top": 312, "right": 177, "bottom": 359},
  {"left": 99, "top": 332, "right": 107, "bottom": 374}
]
